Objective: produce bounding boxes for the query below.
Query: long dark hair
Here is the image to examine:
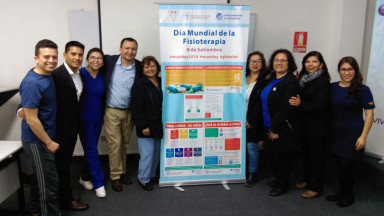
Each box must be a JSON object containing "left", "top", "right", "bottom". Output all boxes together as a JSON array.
[
  {"left": 246, "top": 51, "right": 269, "bottom": 81},
  {"left": 299, "top": 51, "right": 330, "bottom": 80},
  {"left": 268, "top": 49, "right": 297, "bottom": 74},
  {"left": 338, "top": 56, "right": 363, "bottom": 98}
]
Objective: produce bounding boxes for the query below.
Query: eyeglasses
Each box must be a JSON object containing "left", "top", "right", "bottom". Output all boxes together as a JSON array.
[
  {"left": 250, "top": 59, "right": 262, "bottom": 64},
  {"left": 340, "top": 68, "right": 354, "bottom": 73},
  {"left": 89, "top": 56, "right": 103, "bottom": 61},
  {"left": 274, "top": 59, "right": 288, "bottom": 63}
]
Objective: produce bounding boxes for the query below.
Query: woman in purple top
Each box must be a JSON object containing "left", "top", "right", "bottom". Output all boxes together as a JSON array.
[
  {"left": 78, "top": 48, "right": 106, "bottom": 198},
  {"left": 325, "top": 56, "right": 374, "bottom": 207}
]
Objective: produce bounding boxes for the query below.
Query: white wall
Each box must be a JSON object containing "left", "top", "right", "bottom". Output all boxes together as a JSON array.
[
  {"left": 0, "top": 0, "right": 98, "bottom": 145},
  {"left": 0, "top": 0, "right": 373, "bottom": 154}
]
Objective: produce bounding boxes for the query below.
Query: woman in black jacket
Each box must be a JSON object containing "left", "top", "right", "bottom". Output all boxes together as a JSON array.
[
  {"left": 245, "top": 51, "right": 270, "bottom": 187},
  {"left": 260, "top": 49, "right": 301, "bottom": 196},
  {"left": 131, "top": 56, "right": 163, "bottom": 191},
  {"left": 289, "top": 51, "right": 331, "bottom": 198}
]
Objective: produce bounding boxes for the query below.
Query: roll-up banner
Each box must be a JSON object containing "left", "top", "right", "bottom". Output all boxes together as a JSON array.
[
  {"left": 366, "top": 0, "right": 384, "bottom": 159},
  {"left": 159, "top": 4, "right": 250, "bottom": 187}
]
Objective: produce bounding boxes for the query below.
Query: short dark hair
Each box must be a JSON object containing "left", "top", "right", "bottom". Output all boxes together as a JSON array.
[
  {"left": 65, "top": 41, "right": 85, "bottom": 53},
  {"left": 299, "top": 51, "right": 331, "bottom": 80},
  {"left": 268, "top": 49, "right": 297, "bottom": 74},
  {"left": 338, "top": 56, "right": 363, "bottom": 98},
  {"left": 142, "top": 56, "right": 160, "bottom": 76},
  {"left": 246, "top": 51, "right": 269, "bottom": 80},
  {"left": 86, "top": 47, "right": 104, "bottom": 60},
  {"left": 120, "top": 37, "right": 138, "bottom": 48},
  {"left": 35, "top": 39, "right": 58, "bottom": 56}
]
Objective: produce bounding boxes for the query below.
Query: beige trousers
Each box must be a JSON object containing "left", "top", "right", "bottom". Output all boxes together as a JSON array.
[{"left": 104, "top": 107, "right": 134, "bottom": 180}]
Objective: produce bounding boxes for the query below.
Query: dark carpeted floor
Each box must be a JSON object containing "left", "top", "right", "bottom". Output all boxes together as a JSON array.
[{"left": 1, "top": 153, "right": 384, "bottom": 216}]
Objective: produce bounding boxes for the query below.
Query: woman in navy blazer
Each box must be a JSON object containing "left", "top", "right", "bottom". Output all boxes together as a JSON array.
[{"left": 259, "top": 49, "right": 301, "bottom": 196}]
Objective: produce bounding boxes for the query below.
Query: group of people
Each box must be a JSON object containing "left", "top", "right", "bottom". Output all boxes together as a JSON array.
[
  {"left": 19, "top": 38, "right": 162, "bottom": 216},
  {"left": 244, "top": 49, "right": 375, "bottom": 208},
  {"left": 19, "top": 37, "right": 374, "bottom": 215}
]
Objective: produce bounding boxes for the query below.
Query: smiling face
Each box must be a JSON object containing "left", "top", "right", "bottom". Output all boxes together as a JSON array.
[
  {"left": 34, "top": 48, "right": 58, "bottom": 75},
  {"left": 273, "top": 53, "right": 289, "bottom": 75},
  {"left": 339, "top": 62, "right": 355, "bottom": 83},
  {"left": 120, "top": 40, "right": 137, "bottom": 65},
  {"left": 64, "top": 46, "right": 84, "bottom": 72},
  {"left": 86, "top": 51, "right": 104, "bottom": 71},
  {"left": 248, "top": 54, "right": 262, "bottom": 73},
  {"left": 143, "top": 61, "right": 158, "bottom": 79},
  {"left": 305, "top": 56, "right": 323, "bottom": 73}
]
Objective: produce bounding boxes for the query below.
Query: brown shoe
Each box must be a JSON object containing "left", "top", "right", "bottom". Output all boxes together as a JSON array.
[
  {"left": 301, "top": 190, "right": 319, "bottom": 199},
  {"left": 111, "top": 179, "right": 123, "bottom": 192},
  {"left": 67, "top": 200, "right": 89, "bottom": 211},
  {"left": 121, "top": 174, "right": 132, "bottom": 185},
  {"left": 295, "top": 182, "right": 307, "bottom": 189}
]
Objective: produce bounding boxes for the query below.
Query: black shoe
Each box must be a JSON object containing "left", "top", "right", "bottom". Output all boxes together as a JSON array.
[
  {"left": 121, "top": 174, "right": 132, "bottom": 185},
  {"left": 325, "top": 194, "right": 340, "bottom": 202},
  {"left": 111, "top": 179, "right": 123, "bottom": 192},
  {"left": 244, "top": 173, "right": 257, "bottom": 187},
  {"left": 267, "top": 180, "right": 276, "bottom": 187},
  {"left": 337, "top": 196, "right": 355, "bottom": 207},
  {"left": 150, "top": 177, "right": 160, "bottom": 183},
  {"left": 269, "top": 187, "right": 286, "bottom": 196},
  {"left": 140, "top": 182, "right": 154, "bottom": 191}
]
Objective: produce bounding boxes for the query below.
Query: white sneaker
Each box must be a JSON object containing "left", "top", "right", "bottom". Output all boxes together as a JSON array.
[
  {"left": 79, "top": 178, "right": 94, "bottom": 190},
  {"left": 95, "top": 186, "right": 106, "bottom": 198}
]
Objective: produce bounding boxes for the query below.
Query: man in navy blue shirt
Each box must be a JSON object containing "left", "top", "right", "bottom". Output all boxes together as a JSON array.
[{"left": 19, "top": 39, "right": 60, "bottom": 216}]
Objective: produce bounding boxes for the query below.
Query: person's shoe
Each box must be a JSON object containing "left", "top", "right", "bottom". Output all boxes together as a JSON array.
[
  {"left": 337, "top": 196, "right": 355, "bottom": 207},
  {"left": 295, "top": 182, "right": 307, "bottom": 189},
  {"left": 301, "top": 190, "right": 319, "bottom": 199},
  {"left": 269, "top": 186, "right": 286, "bottom": 196},
  {"left": 267, "top": 180, "right": 276, "bottom": 187},
  {"left": 325, "top": 194, "right": 340, "bottom": 202},
  {"left": 140, "top": 182, "right": 154, "bottom": 191},
  {"left": 95, "top": 186, "right": 106, "bottom": 198},
  {"left": 150, "top": 177, "right": 160, "bottom": 183},
  {"left": 244, "top": 173, "right": 257, "bottom": 187},
  {"left": 67, "top": 200, "right": 89, "bottom": 211},
  {"left": 111, "top": 179, "right": 123, "bottom": 192},
  {"left": 79, "top": 178, "right": 94, "bottom": 190},
  {"left": 121, "top": 174, "right": 132, "bottom": 185}
]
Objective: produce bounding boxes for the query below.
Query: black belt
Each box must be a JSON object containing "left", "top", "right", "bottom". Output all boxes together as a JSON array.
[{"left": 107, "top": 106, "right": 130, "bottom": 110}]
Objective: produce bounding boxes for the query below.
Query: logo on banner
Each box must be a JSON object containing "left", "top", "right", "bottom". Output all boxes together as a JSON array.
[
  {"left": 379, "top": 4, "right": 384, "bottom": 16},
  {"left": 293, "top": 31, "right": 308, "bottom": 53},
  {"left": 216, "top": 13, "right": 223, "bottom": 20},
  {"left": 168, "top": 10, "right": 178, "bottom": 21}
]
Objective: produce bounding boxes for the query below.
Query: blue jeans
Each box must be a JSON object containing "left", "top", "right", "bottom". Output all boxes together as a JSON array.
[
  {"left": 247, "top": 141, "right": 259, "bottom": 173},
  {"left": 138, "top": 138, "right": 161, "bottom": 184},
  {"left": 22, "top": 142, "right": 60, "bottom": 216}
]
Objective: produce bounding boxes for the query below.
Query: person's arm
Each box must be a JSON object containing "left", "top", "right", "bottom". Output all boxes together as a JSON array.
[
  {"left": 356, "top": 109, "right": 374, "bottom": 151},
  {"left": 131, "top": 82, "right": 150, "bottom": 136},
  {"left": 24, "top": 107, "right": 59, "bottom": 153}
]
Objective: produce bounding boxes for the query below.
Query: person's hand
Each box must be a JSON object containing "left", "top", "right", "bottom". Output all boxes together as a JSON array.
[
  {"left": 245, "top": 121, "right": 253, "bottom": 129},
  {"left": 142, "top": 127, "right": 150, "bottom": 136},
  {"left": 17, "top": 108, "right": 26, "bottom": 120},
  {"left": 289, "top": 94, "right": 301, "bottom": 107},
  {"left": 356, "top": 136, "right": 366, "bottom": 151},
  {"left": 267, "top": 131, "right": 279, "bottom": 141},
  {"left": 47, "top": 141, "right": 60, "bottom": 153}
]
